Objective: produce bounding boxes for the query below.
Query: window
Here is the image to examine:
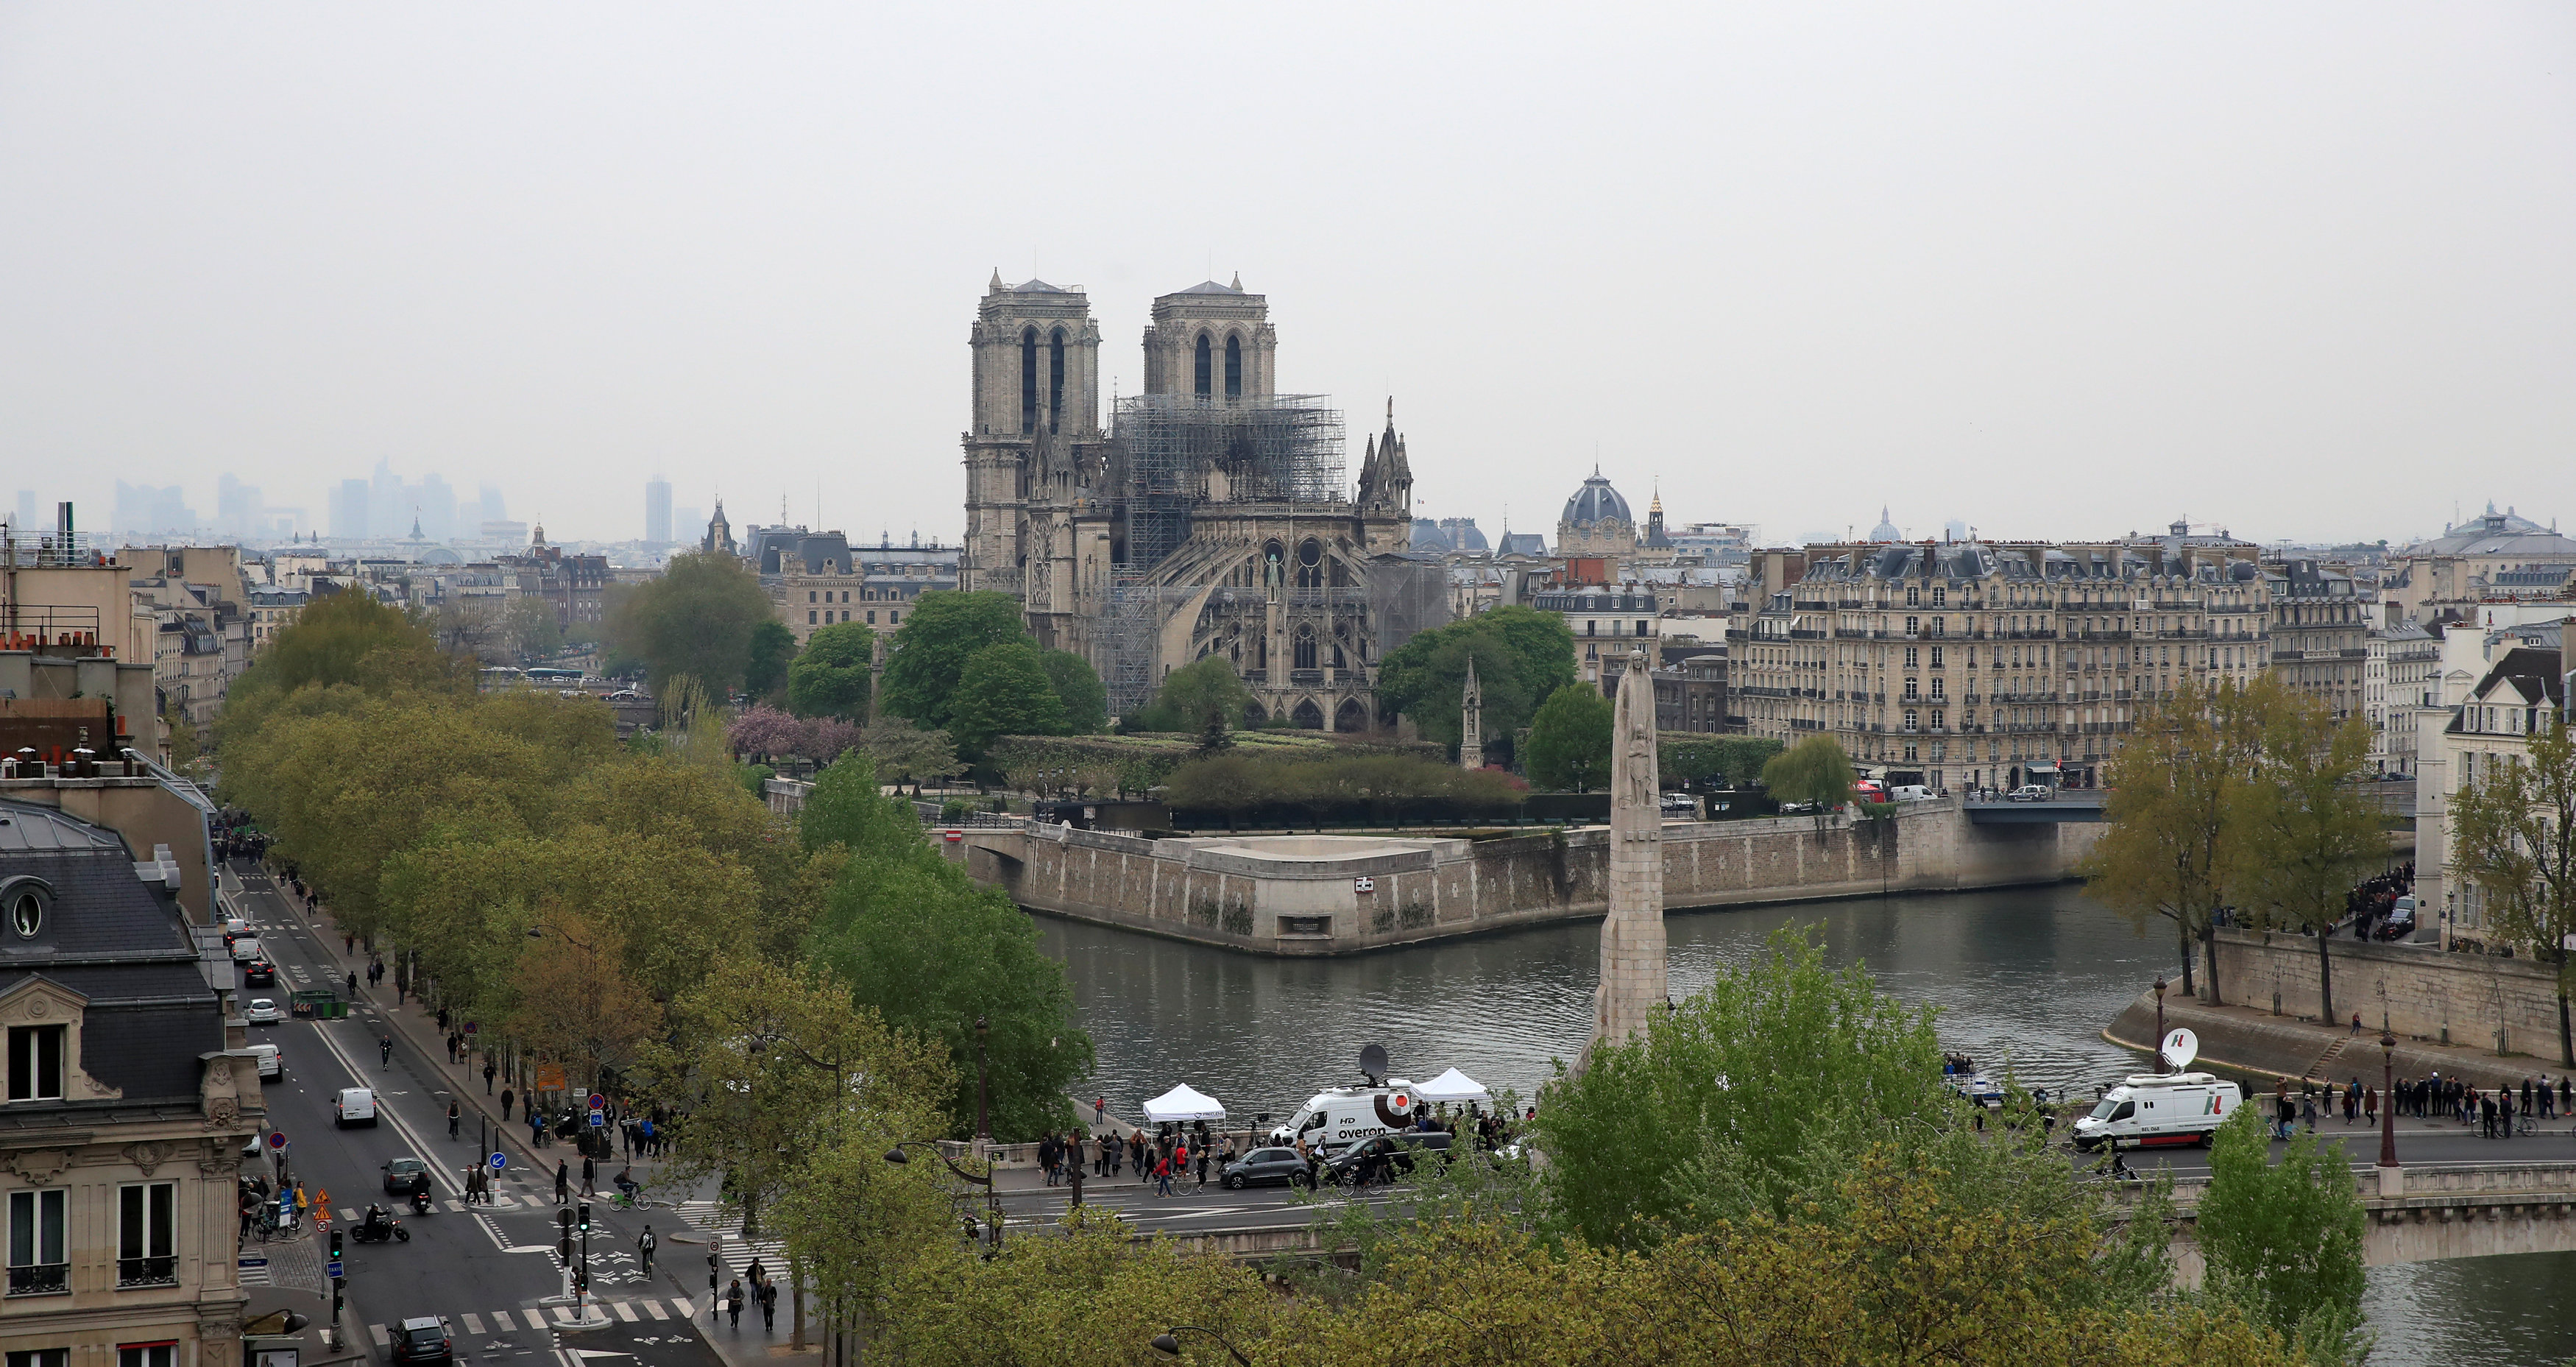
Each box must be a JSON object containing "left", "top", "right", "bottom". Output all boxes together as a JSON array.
[
  {"left": 1905, "top": 616, "right": 1919, "bottom": 636},
  {"left": 807, "top": 612, "right": 815, "bottom": 624},
  {"left": 1931, "top": 587, "right": 1946, "bottom": 607},
  {"left": 888, "top": 612, "right": 898, "bottom": 624},
  {"left": 118, "top": 1184, "right": 176, "bottom": 1286},
  {"left": 1903, "top": 647, "right": 1918, "bottom": 668},
  {"left": 1928, "top": 647, "right": 1943, "bottom": 668},
  {"left": 10, "top": 1350, "right": 68, "bottom": 1367},
  {"left": 1225, "top": 333, "right": 1242, "bottom": 398},
  {"left": 1906, "top": 587, "right": 1920, "bottom": 607},
  {"left": 866, "top": 612, "right": 876, "bottom": 625},
  {"left": 1019, "top": 327, "right": 1038, "bottom": 433},
  {"left": 1585, "top": 621, "right": 1597, "bottom": 637},
  {"left": 118, "top": 1348, "right": 174, "bottom": 1367},
  {"left": 1931, "top": 710, "right": 1945, "bottom": 730},
  {"left": 1903, "top": 679, "right": 1919, "bottom": 701},
  {"left": 807, "top": 591, "right": 815, "bottom": 602},
  {"left": 1194, "top": 333, "right": 1213, "bottom": 398},
  {"left": 1049, "top": 328, "right": 1066, "bottom": 428},
  {"left": 1635, "top": 621, "right": 1649, "bottom": 637},
  {"left": 7, "top": 1025, "right": 63, "bottom": 1102},
  {"left": 7, "top": 1189, "right": 66, "bottom": 1295}
]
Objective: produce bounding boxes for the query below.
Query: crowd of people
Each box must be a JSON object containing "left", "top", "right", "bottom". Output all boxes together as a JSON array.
[
  {"left": 2346, "top": 862, "right": 2417, "bottom": 941},
  {"left": 2268, "top": 1069, "right": 2567, "bottom": 1140}
]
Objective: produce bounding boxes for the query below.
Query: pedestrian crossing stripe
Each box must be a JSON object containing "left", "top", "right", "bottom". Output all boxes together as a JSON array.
[
  {"left": 362, "top": 1299, "right": 699, "bottom": 1345},
  {"left": 367, "top": 1325, "right": 390, "bottom": 1347},
  {"left": 492, "top": 1310, "right": 517, "bottom": 1330},
  {"left": 460, "top": 1314, "right": 486, "bottom": 1335},
  {"left": 612, "top": 1303, "right": 638, "bottom": 1322},
  {"left": 642, "top": 1301, "right": 668, "bottom": 1320}
]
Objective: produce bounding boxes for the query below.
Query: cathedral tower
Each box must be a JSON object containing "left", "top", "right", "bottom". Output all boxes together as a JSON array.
[
  {"left": 1142, "top": 275, "right": 1275, "bottom": 400},
  {"left": 960, "top": 273, "right": 1103, "bottom": 596}
]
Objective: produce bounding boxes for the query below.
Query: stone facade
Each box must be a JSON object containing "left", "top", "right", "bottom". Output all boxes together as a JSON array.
[
  {"left": 2202, "top": 928, "right": 2574, "bottom": 1057},
  {"left": 1590, "top": 653, "right": 1667, "bottom": 1056},
  {"left": 2264, "top": 557, "right": 2368, "bottom": 721}
]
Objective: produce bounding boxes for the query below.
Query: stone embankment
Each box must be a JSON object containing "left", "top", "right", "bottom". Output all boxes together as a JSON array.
[
  {"left": 949, "top": 797, "right": 2105, "bottom": 956},
  {"left": 2103, "top": 988, "right": 2552, "bottom": 1090}
]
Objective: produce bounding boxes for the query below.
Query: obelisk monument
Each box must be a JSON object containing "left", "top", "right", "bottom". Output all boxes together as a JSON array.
[
  {"left": 1588, "top": 651, "right": 1667, "bottom": 1059},
  {"left": 1459, "top": 657, "right": 1485, "bottom": 770}
]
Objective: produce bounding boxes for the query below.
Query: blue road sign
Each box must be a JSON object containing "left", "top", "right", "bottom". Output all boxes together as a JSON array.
[
  {"left": 489, "top": 1152, "right": 507, "bottom": 1170},
  {"left": 588, "top": 1109, "right": 605, "bottom": 1128},
  {"left": 238, "top": 1257, "right": 269, "bottom": 1268},
  {"left": 325, "top": 1260, "right": 344, "bottom": 1279}
]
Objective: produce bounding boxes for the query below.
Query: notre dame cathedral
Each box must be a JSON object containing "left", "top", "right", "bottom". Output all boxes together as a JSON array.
[{"left": 958, "top": 273, "right": 1448, "bottom": 730}]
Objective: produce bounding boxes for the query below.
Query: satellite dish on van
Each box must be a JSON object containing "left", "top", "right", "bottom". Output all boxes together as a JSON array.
[
  {"left": 1359, "top": 1043, "right": 1389, "bottom": 1083},
  {"left": 2159, "top": 1028, "right": 2199, "bottom": 1069}
]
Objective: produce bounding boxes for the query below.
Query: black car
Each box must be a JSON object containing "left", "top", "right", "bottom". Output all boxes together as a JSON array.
[
  {"left": 390, "top": 1318, "right": 451, "bottom": 1365},
  {"left": 381, "top": 1157, "right": 428, "bottom": 1195},
  {"left": 1220, "top": 1146, "right": 1312, "bottom": 1190},
  {"left": 243, "top": 959, "right": 276, "bottom": 986},
  {"left": 1326, "top": 1130, "right": 1454, "bottom": 1185}
]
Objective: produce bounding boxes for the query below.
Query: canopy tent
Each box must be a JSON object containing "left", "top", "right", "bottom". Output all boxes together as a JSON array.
[
  {"left": 1413, "top": 1067, "right": 1491, "bottom": 1104},
  {"left": 1141, "top": 1083, "right": 1227, "bottom": 1123}
]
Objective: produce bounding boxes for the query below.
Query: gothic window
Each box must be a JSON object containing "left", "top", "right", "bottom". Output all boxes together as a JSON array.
[
  {"left": 1296, "top": 538, "right": 1323, "bottom": 589},
  {"left": 1195, "top": 333, "right": 1213, "bottom": 398},
  {"left": 1020, "top": 328, "right": 1038, "bottom": 434},
  {"left": 1049, "top": 328, "right": 1066, "bottom": 428},
  {"left": 1225, "top": 333, "right": 1242, "bottom": 398},
  {"left": 1295, "top": 626, "right": 1318, "bottom": 671}
]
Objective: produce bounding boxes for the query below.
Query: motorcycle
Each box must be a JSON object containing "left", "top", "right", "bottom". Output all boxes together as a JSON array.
[
  {"left": 350, "top": 1212, "right": 409, "bottom": 1243},
  {"left": 407, "top": 1187, "right": 434, "bottom": 1217}
]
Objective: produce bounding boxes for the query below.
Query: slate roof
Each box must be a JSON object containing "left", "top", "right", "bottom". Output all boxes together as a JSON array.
[
  {"left": 1562, "top": 473, "right": 1632, "bottom": 527},
  {"left": 1172, "top": 280, "right": 1244, "bottom": 295}
]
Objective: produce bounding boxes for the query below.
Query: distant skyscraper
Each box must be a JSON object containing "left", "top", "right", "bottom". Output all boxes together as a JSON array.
[
  {"left": 12, "top": 490, "right": 37, "bottom": 533},
  {"left": 217, "top": 474, "right": 265, "bottom": 538},
  {"left": 645, "top": 478, "right": 673, "bottom": 547},
  {"left": 113, "top": 480, "right": 196, "bottom": 537},
  {"left": 330, "top": 478, "right": 371, "bottom": 540}
]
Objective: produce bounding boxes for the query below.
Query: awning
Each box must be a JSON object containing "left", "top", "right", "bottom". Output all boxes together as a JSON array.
[
  {"left": 1413, "top": 1067, "right": 1491, "bottom": 1104},
  {"left": 1141, "top": 1084, "right": 1227, "bottom": 1123}
]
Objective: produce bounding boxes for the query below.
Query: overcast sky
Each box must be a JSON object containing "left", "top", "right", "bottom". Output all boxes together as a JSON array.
[{"left": 4, "top": 4, "right": 2571, "bottom": 548}]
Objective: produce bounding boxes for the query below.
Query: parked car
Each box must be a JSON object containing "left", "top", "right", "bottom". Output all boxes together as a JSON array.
[
  {"left": 333, "top": 1087, "right": 378, "bottom": 1128},
  {"left": 381, "top": 1156, "right": 429, "bottom": 1195},
  {"left": 244, "top": 997, "right": 283, "bottom": 1025},
  {"left": 389, "top": 1317, "right": 452, "bottom": 1365},
  {"left": 2007, "top": 785, "right": 2051, "bottom": 802},
  {"left": 1221, "top": 1146, "right": 1312, "bottom": 1190},
  {"left": 1326, "top": 1130, "right": 1454, "bottom": 1185}
]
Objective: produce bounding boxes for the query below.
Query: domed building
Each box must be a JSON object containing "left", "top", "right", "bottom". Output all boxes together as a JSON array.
[
  {"left": 1557, "top": 467, "right": 1637, "bottom": 558},
  {"left": 1869, "top": 506, "right": 1902, "bottom": 543}
]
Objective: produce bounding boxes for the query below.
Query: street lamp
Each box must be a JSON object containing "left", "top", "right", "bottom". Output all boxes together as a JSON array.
[
  {"left": 884, "top": 1142, "right": 1002, "bottom": 1251},
  {"left": 2153, "top": 976, "right": 2168, "bottom": 1074},
  {"left": 2378, "top": 1031, "right": 2400, "bottom": 1179},
  {"left": 1149, "top": 1326, "right": 1252, "bottom": 1366},
  {"left": 974, "top": 1015, "right": 991, "bottom": 1144}
]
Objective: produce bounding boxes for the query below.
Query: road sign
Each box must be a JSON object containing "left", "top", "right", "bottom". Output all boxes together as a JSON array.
[
  {"left": 490, "top": 1152, "right": 507, "bottom": 1170},
  {"left": 536, "top": 1064, "right": 567, "bottom": 1092},
  {"left": 238, "top": 1256, "right": 269, "bottom": 1268},
  {"left": 325, "top": 1260, "right": 344, "bottom": 1279},
  {"left": 589, "top": 1109, "right": 605, "bottom": 1128},
  {"left": 266, "top": 1131, "right": 288, "bottom": 1150},
  {"left": 587, "top": 1092, "right": 605, "bottom": 1111}
]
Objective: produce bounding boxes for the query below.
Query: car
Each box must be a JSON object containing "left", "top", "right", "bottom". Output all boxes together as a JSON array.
[
  {"left": 2007, "top": 785, "right": 2051, "bottom": 802},
  {"left": 1220, "top": 1146, "right": 1312, "bottom": 1190},
  {"left": 244, "top": 997, "right": 283, "bottom": 1025},
  {"left": 389, "top": 1317, "right": 452, "bottom": 1365},
  {"left": 229, "top": 936, "right": 264, "bottom": 964},
  {"left": 243, "top": 959, "right": 276, "bottom": 986},
  {"left": 1325, "top": 1130, "right": 1454, "bottom": 1185},
  {"left": 381, "top": 1156, "right": 429, "bottom": 1195},
  {"left": 333, "top": 1087, "right": 378, "bottom": 1128},
  {"left": 247, "top": 1043, "right": 282, "bottom": 1079},
  {"left": 1888, "top": 785, "right": 1937, "bottom": 802},
  {"left": 221, "top": 917, "right": 252, "bottom": 946}
]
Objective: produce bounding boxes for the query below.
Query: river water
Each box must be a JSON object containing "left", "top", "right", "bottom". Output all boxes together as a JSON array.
[{"left": 1034, "top": 885, "right": 2575, "bottom": 1363}]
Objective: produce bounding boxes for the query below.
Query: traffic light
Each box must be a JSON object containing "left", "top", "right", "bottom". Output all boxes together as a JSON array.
[
  {"left": 576, "top": 1201, "right": 591, "bottom": 1234},
  {"left": 328, "top": 1229, "right": 343, "bottom": 1261},
  {"left": 332, "top": 1287, "right": 344, "bottom": 1317}
]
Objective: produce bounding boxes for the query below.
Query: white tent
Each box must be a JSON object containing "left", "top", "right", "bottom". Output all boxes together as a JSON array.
[
  {"left": 1413, "top": 1067, "right": 1491, "bottom": 1104},
  {"left": 1141, "top": 1083, "right": 1227, "bottom": 1123}
]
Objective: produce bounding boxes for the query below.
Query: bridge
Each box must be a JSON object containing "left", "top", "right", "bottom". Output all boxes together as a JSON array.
[
  {"left": 1963, "top": 793, "right": 2108, "bottom": 824},
  {"left": 2154, "top": 1161, "right": 2576, "bottom": 1276}
]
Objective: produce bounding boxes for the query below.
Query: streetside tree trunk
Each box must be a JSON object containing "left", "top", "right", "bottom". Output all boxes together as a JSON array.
[
  {"left": 2316, "top": 929, "right": 2337, "bottom": 1028},
  {"left": 2202, "top": 918, "right": 2223, "bottom": 1006},
  {"left": 2175, "top": 916, "right": 2197, "bottom": 998}
]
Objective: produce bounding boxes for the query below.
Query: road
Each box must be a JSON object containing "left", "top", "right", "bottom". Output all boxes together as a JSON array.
[{"left": 230, "top": 865, "right": 729, "bottom": 1367}]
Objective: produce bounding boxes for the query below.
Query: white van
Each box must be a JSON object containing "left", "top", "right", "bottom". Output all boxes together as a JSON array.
[
  {"left": 247, "top": 1044, "right": 282, "bottom": 1081},
  {"left": 1270, "top": 1082, "right": 1420, "bottom": 1155},
  {"left": 333, "top": 1087, "right": 378, "bottom": 1128},
  {"left": 229, "top": 936, "right": 264, "bottom": 964},
  {"left": 2070, "top": 1073, "right": 2242, "bottom": 1151},
  {"left": 1889, "top": 785, "right": 1937, "bottom": 802}
]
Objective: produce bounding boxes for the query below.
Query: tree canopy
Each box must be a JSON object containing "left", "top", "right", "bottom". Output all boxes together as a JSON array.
[
  {"left": 1763, "top": 734, "right": 1856, "bottom": 838},
  {"left": 1524, "top": 683, "right": 1614, "bottom": 790},
  {"left": 785, "top": 622, "right": 876, "bottom": 720},
  {"left": 743, "top": 618, "right": 797, "bottom": 702},
  {"left": 1039, "top": 648, "right": 1107, "bottom": 735},
  {"left": 2449, "top": 713, "right": 2576, "bottom": 1064},
  {"left": 877, "top": 591, "right": 1030, "bottom": 732},
  {"left": 603, "top": 551, "right": 776, "bottom": 695},
  {"left": 1139, "top": 654, "right": 1253, "bottom": 732},
  {"left": 946, "top": 640, "right": 1069, "bottom": 756},
  {"left": 1374, "top": 606, "right": 1576, "bottom": 752}
]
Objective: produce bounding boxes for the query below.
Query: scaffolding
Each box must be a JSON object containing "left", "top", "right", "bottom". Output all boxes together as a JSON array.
[
  {"left": 1102, "top": 573, "right": 1195, "bottom": 718},
  {"left": 1110, "top": 394, "right": 1347, "bottom": 573}
]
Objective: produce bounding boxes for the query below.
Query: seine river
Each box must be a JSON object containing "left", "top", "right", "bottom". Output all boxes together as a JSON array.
[{"left": 1035, "top": 885, "right": 2573, "bottom": 1363}]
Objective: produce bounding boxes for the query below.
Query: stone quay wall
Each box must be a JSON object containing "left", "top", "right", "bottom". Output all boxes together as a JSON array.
[
  {"left": 2201, "top": 928, "right": 2569, "bottom": 1057},
  {"left": 955, "top": 799, "right": 2106, "bottom": 956}
]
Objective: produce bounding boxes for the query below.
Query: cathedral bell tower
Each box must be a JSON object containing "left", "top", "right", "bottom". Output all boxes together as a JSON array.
[{"left": 960, "top": 272, "right": 1103, "bottom": 596}]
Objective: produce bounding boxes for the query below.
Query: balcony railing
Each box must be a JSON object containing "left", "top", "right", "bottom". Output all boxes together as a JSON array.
[
  {"left": 117, "top": 1256, "right": 177, "bottom": 1287},
  {"left": 7, "top": 1263, "right": 68, "bottom": 1296}
]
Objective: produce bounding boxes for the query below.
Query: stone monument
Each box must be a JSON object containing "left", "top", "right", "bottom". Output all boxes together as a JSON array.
[
  {"left": 1588, "top": 651, "right": 1667, "bottom": 1060},
  {"left": 1459, "top": 657, "right": 1484, "bottom": 770}
]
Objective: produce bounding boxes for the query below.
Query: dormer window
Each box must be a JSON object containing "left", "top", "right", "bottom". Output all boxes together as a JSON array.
[
  {"left": 5, "top": 881, "right": 42, "bottom": 939},
  {"left": 7, "top": 1025, "right": 63, "bottom": 1102}
]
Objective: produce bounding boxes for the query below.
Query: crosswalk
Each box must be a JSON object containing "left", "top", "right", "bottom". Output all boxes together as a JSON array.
[
  {"left": 364, "top": 1296, "right": 698, "bottom": 1345},
  {"left": 671, "top": 1200, "right": 785, "bottom": 1280}
]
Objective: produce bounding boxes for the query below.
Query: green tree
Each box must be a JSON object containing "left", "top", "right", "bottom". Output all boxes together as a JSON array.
[
  {"left": 1535, "top": 924, "right": 1950, "bottom": 1248},
  {"left": 1660, "top": 735, "right": 1783, "bottom": 788},
  {"left": 1524, "top": 683, "right": 1613, "bottom": 790},
  {"left": 786, "top": 623, "right": 877, "bottom": 720},
  {"left": 877, "top": 592, "right": 1030, "bottom": 732},
  {"left": 2449, "top": 715, "right": 2576, "bottom": 1064},
  {"left": 2229, "top": 682, "right": 2382, "bottom": 1028},
  {"left": 1142, "top": 655, "right": 1252, "bottom": 732},
  {"left": 944, "top": 640, "right": 1067, "bottom": 756},
  {"left": 1374, "top": 606, "right": 1575, "bottom": 749},
  {"left": 2195, "top": 1103, "right": 2368, "bottom": 1361},
  {"left": 2082, "top": 679, "right": 2265, "bottom": 1002},
  {"left": 603, "top": 551, "right": 775, "bottom": 695},
  {"left": 1761, "top": 734, "right": 1856, "bottom": 838},
  {"left": 856, "top": 720, "right": 962, "bottom": 794},
  {"left": 743, "top": 618, "right": 797, "bottom": 702},
  {"left": 1038, "top": 649, "right": 1106, "bottom": 735},
  {"left": 503, "top": 596, "right": 565, "bottom": 664},
  {"left": 219, "top": 586, "right": 461, "bottom": 745}
]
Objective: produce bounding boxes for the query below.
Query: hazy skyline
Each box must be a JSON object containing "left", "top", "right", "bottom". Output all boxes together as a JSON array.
[{"left": 4, "top": 4, "right": 2571, "bottom": 548}]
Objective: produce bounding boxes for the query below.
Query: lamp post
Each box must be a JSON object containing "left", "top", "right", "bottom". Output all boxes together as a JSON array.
[
  {"left": 1149, "top": 1326, "right": 1252, "bottom": 1366},
  {"left": 2377, "top": 1031, "right": 2400, "bottom": 1195},
  {"left": 974, "top": 1015, "right": 991, "bottom": 1145},
  {"left": 885, "top": 1142, "right": 1001, "bottom": 1251},
  {"left": 2153, "top": 976, "right": 2168, "bottom": 1073}
]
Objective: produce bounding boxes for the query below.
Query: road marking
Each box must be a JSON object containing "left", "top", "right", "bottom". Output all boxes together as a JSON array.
[
  {"left": 461, "top": 1313, "right": 487, "bottom": 1335},
  {"left": 640, "top": 1301, "right": 668, "bottom": 1320},
  {"left": 339, "top": 1208, "right": 357, "bottom": 1222},
  {"left": 445, "top": 1201, "right": 465, "bottom": 1212},
  {"left": 368, "top": 1324, "right": 392, "bottom": 1347},
  {"left": 612, "top": 1302, "right": 639, "bottom": 1322},
  {"left": 551, "top": 1305, "right": 578, "bottom": 1324},
  {"left": 671, "top": 1299, "right": 693, "bottom": 1318},
  {"left": 492, "top": 1310, "right": 517, "bottom": 1330}
]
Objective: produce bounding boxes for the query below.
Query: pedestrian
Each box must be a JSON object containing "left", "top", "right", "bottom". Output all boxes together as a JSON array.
[
  {"left": 638, "top": 1224, "right": 657, "bottom": 1276},
  {"left": 726, "top": 1279, "right": 744, "bottom": 1329},
  {"left": 501, "top": 1087, "right": 514, "bottom": 1121},
  {"left": 759, "top": 1278, "right": 777, "bottom": 1331},
  {"left": 1195, "top": 1141, "right": 1211, "bottom": 1191},
  {"left": 344, "top": 933, "right": 355, "bottom": 954},
  {"left": 379, "top": 1036, "right": 392, "bottom": 1069},
  {"left": 581, "top": 1154, "right": 596, "bottom": 1197},
  {"left": 556, "top": 1159, "right": 570, "bottom": 1205},
  {"left": 1094, "top": 1096, "right": 1105, "bottom": 1126},
  {"left": 2365, "top": 1086, "right": 2378, "bottom": 1126},
  {"left": 347, "top": 970, "right": 358, "bottom": 997},
  {"left": 2351, "top": 1011, "right": 2362, "bottom": 1036},
  {"left": 484, "top": 1059, "right": 497, "bottom": 1095},
  {"left": 448, "top": 1101, "right": 461, "bottom": 1140},
  {"left": 1153, "top": 1151, "right": 1173, "bottom": 1198}
]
